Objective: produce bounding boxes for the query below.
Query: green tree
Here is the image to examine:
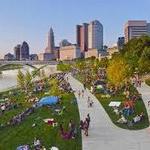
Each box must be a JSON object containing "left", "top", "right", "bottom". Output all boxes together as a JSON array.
[
  {"left": 138, "top": 47, "right": 150, "bottom": 73},
  {"left": 17, "top": 70, "right": 25, "bottom": 90},
  {"left": 24, "top": 70, "right": 33, "bottom": 93},
  {"left": 107, "top": 57, "right": 131, "bottom": 86}
]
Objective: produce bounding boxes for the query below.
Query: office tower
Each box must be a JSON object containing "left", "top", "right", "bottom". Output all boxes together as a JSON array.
[
  {"left": 14, "top": 44, "right": 21, "bottom": 60},
  {"left": 124, "top": 20, "right": 150, "bottom": 43},
  {"left": 147, "top": 23, "right": 150, "bottom": 36},
  {"left": 117, "top": 37, "right": 125, "bottom": 50},
  {"left": 45, "top": 27, "right": 55, "bottom": 53},
  {"left": 20, "top": 41, "right": 30, "bottom": 60},
  {"left": 88, "top": 20, "right": 103, "bottom": 50},
  {"left": 76, "top": 23, "right": 89, "bottom": 52}
]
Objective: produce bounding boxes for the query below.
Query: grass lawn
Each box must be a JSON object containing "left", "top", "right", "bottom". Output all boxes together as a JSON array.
[
  {"left": 0, "top": 64, "right": 23, "bottom": 71},
  {"left": 0, "top": 82, "right": 82, "bottom": 150},
  {"left": 145, "top": 78, "right": 150, "bottom": 86},
  {"left": 75, "top": 73, "right": 149, "bottom": 130},
  {"left": 95, "top": 93, "right": 149, "bottom": 130}
]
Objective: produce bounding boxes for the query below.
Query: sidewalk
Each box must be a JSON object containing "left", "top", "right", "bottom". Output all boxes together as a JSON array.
[
  {"left": 67, "top": 74, "right": 150, "bottom": 150},
  {"left": 137, "top": 83, "right": 150, "bottom": 122}
]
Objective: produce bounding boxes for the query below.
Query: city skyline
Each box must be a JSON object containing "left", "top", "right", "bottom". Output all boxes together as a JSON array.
[{"left": 0, "top": 0, "right": 150, "bottom": 58}]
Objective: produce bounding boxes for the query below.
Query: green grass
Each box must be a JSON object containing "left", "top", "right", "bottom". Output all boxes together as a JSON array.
[
  {"left": 0, "top": 64, "right": 23, "bottom": 71},
  {"left": 0, "top": 83, "right": 82, "bottom": 150},
  {"left": 96, "top": 93, "right": 149, "bottom": 130},
  {"left": 145, "top": 78, "right": 150, "bottom": 86},
  {"left": 75, "top": 72, "right": 149, "bottom": 130}
]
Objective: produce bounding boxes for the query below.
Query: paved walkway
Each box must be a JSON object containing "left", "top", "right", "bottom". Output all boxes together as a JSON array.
[
  {"left": 137, "top": 83, "right": 150, "bottom": 121},
  {"left": 67, "top": 74, "right": 150, "bottom": 150}
]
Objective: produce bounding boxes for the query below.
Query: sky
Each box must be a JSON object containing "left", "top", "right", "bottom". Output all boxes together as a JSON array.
[{"left": 0, "top": 0, "right": 150, "bottom": 58}]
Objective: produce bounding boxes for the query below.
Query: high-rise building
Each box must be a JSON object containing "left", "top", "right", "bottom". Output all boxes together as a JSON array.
[
  {"left": 14, "top": 44, "right": 21, "bottom": 60},
  {"left": 20, "top": 41, "right": 30, "bottom": 60},
  {"left": 88, "top": 20, "right": 103, "bottom": 50},
  {"left": 117, "top": 37, "right": 125, "bottom": 50},
  {"left": 45, "top": 27, "right": 55, "bottom": 53},
  {"left": 76, "top": 23, "right": 89, "bottom": 52},
  {"left": 124, "top": 20, "right": 150, "bottom": 43}
]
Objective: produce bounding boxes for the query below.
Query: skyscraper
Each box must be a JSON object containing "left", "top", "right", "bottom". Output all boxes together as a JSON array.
[
  {"left": 117, "top": 37, "right": 125, "bottom": 50},
  {"left": 45, "top": 27, "right": 55, "bottom": 53},
  {"left": 76, "top": 23, "right": 89, "bottom": 52},
  {"left": 88, "top": 20, "right": 103, "bottom": 50},
  {"left": 20, "top": 41, "right": 30, "bottom": 60},
  {"left": 124, "top": 20, "right": 150, "bottom": 43},
  {"left": 14, "top": 44, "right": 21, "bottom": 60}
]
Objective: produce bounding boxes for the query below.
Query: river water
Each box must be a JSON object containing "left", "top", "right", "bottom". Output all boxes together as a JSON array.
[{"left": 0, "top": 65, "right": 59, "bottom": 92}]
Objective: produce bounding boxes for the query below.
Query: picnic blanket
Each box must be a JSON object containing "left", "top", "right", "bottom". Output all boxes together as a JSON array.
[
  {"left": 109, "top": 101, "right": 121, "bottom": 107},
  {"left": 37, "top": 96, "right": 59, "bottom": 107}
]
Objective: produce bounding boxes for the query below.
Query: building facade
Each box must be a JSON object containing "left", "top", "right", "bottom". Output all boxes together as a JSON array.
[
  {"left": 88, "top": 20, "right": 103, "bottom": 50},
  {"left": 20, "top": 41, "right": 30, "bottom": 60},
  {"left": 4, "top": 53, "right": 14, "bottom": 60},
  {"left": 14, "top": 44, "right": 21, "bottom": 60},
  {"left": 59, "top": 45, "right": 81, "bottom": 60},
  {"left": 38, "top": 53, "right": 55, "bottom": 61},
  {"left": 124, "top": 20, "right": 150, "bottom": 43},
  {"left": 45, "top": 27, "right": 55, "bottom": 53},
  {"left": 117, "top": 37, "right": 125, "bottom": 50},
  {"left": 29, "top": 54, "right": 38, "bottom": 61},
  {"left": 76, "top": 23, "right": 89, "bottom": 52},
  {"left": 84, "top": 48, "right": 98, "bottom": 58}
]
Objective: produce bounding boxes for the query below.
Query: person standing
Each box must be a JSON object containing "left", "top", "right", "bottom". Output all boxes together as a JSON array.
[
  {"left": 78, "top": 90, "right": 81, "bottom": 99},
  {"left": 86, "top": 114, "right": 91, "bottom": 128}
]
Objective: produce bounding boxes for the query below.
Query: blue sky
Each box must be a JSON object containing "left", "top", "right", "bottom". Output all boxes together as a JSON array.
[{"left": 0, "top": 0, "right": 150, "bottom": 57}]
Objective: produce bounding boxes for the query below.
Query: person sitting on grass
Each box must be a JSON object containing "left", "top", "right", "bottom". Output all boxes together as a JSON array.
[
  {"left": 34, "top": 137, "right": 41, "bottom": 150},
  {"left": 132, "top": 115, "right": 141, "bottom": 124},
  {"left": 117, "top": 115, "right": 127, "bottom": 124}
]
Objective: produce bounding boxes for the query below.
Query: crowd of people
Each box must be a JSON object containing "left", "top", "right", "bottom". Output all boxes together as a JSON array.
[
  {"left": 59, "top": 119, "right": 77, "bottom": 140},
  {"left": 52, "top": 73, "right": 73, "bottom": 93},
  {"left": 0, "top": 101, "right": 20, "bottom": 115},
  {"left": 9, "top": 107, "right": 34, "bottom": 126},
  {"left": 80, "top": 114, "right": 90, "bottom": 136}
]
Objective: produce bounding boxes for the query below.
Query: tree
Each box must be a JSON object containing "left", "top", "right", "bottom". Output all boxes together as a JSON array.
[
  {"left": 107, "top": 57, "right": 131, "bottom": 86},
  {"left": 24, "top": 70, "right": 33, "bottom": 93},
  {"left": 138, "top": 47, "right": 150, "bottom": 74},
  {"left": 17, "top": 70, "right": 25, "bottom": 90}
]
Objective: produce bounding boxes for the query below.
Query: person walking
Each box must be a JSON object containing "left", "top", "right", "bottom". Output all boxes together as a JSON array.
[
  {"left": 83, "top": 120, "right": 89, "bottom": 136},
  {"left": 82, "top": 89, "right": 84, "bottom": 98},
  {"left": 86, "top": 114, "right": 91, "bottom": 129},
  {"left": 78, "top": 90, "right": 81, "bottom": 99}
]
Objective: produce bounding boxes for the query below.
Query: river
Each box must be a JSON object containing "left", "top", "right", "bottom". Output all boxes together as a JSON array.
[{"left": 0, "top": 65, "right": 59, "bottom": 92}]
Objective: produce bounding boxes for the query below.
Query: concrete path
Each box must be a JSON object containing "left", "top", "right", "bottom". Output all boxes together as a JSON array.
[
  {"left": 67, "top": 74, "right": 150, "bottom": 150},
  {"left": 137, "top": 83, "right": 150, "bottom": 121}
]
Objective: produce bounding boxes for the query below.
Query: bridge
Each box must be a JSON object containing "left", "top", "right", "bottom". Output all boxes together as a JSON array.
[{"left": 0, "top": 60, "right": 58, "bottom": 66}]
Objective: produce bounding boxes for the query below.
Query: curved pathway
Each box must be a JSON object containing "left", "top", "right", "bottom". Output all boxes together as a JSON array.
[
  {"left": 67, "top": 74, "right": 150, "bottom": 150},
  {"left": 137, "top": 83, "right": 150, "bottom": 121}
]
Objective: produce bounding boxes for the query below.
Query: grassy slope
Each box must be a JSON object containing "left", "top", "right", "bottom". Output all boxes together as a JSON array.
[
  {"left": 0, "top": 88, "right": 81, "bottom": 150},
  {"left": 75, "top": 72, "right": 149, "bottom": 130}
]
